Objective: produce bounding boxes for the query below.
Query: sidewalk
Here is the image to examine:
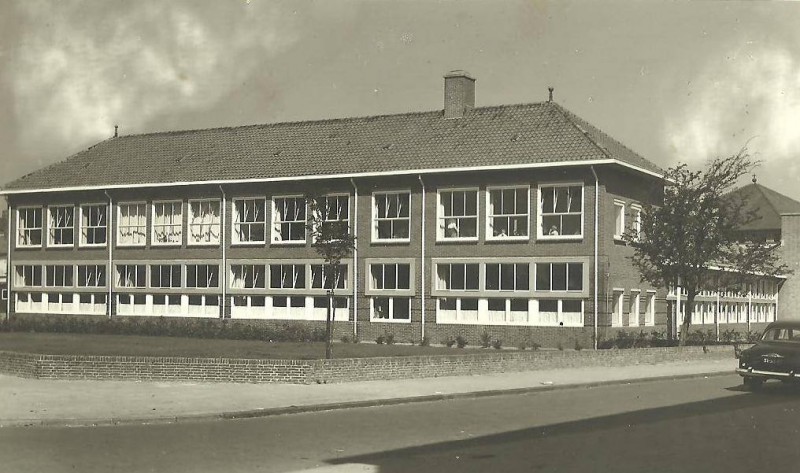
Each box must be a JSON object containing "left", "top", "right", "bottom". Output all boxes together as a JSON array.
[{"left": 0, "top": 358, "right": 737, "bottom": 428}]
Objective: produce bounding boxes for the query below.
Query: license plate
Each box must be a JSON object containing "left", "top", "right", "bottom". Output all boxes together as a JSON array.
[{"left": 763, "top": 357, "right": 779, "bottom": 364}]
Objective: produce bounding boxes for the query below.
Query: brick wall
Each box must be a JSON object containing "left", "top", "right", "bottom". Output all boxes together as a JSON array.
[{"left": 0, "top": 346, "right": 734, "bottom": 384}]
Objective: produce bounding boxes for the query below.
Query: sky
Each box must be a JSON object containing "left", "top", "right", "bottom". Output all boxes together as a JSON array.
[{"left": 1, "top": 0, "right": 799, "bottom": 200}]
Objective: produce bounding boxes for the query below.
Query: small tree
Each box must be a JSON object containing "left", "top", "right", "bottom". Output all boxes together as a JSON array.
[
  {"left": 623, "top": 148, "right": 789, "bottom": 346},
  {"left": 306, "top": 193, "right": 356, "bottom": 359}
]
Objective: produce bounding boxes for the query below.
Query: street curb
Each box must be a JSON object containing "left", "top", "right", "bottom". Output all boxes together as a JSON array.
[{"left": 0, "top": 370, "right": 734, "bottom": 429}]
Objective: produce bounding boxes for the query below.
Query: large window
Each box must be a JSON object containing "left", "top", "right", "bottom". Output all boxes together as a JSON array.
[
  {"left": 116, "top": 264, "right": 146, "bottom": 288},
  {"left": 150, "top": 264, "right": 181, "bottom": 288},
  {"left": 230, "top": 264, "right": 266, "bottom": 289},
  {"left": 373, "top": 191, "right": 410, "bottom": 241},
  {"left": 311, "top": 264, "right": 347, "bottom": 290},
  {"left": 15, "top": 265, "right": 42, "bottom": 287},
  {"left": 48, "top": 206, "right": 74, "bottom": 246},
  {"left": 436, "top": 263, "right": 479, "bottom": 291},
  {"left": 78, "top": 265, "right": 106, "bottom": 287},
  {"left": 186, "top": 264, "right": 219, "bottom": 288},
  {"left": 317, "top": 195, "right": 349, "bottom": 234},
  {"left": 233, "top": 198, "right": 266, "bottom": 244},
  {"left": 535, "top": 263, "right": 583, "bottom": 292},
  {"left": 80, "top": 204, "right": 107, "bottom": 246},
  {"left": 485, "top": 263, "right": 529, "bottom": 291},
  {"left": 117, "top": 203, "right": 147, "bottom": 246},
  {"left": 372, "top": 297, "right": 411, "bottom": 322},
  {"left": 370, "top": 263, "right": 411, "bottom": 291},
  {"left": 539, "top": 184, "right": 582, "bottom": 238},
  {"left": 487, "top": 186, "right": 529, "bottom": 239},
  {"left": 17, "top": 207, "right": 43, "bottom": 247},
  {"left": 438, "top": 189, "right": 478, "bottom": 240},
  {"left": 270, "top": 264, "right": 305, "bottom": 289},
  {"left": 152, "top": 201, "right": 183, "bottom": 245},
  {"left": 45, "top": 265, "right": 73, "bottom": 287},
  {"left": 273, "top": 197, "right": 306, "bottom": 243},
  {"left": 188, "top": 200, "right": 221, "bottom": 245},
  {"left": 536, "top": 299, "right": 583, "bottom": 327}
]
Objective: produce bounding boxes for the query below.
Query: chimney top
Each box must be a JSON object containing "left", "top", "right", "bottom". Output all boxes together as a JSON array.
[{"left": 443, "top": 70, "right": 476, "bottom": 119}]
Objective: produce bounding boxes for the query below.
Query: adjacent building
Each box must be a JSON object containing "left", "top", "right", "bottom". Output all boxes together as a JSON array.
[{"left": 0, "top": 71, "right": 784, "bottom": 346}]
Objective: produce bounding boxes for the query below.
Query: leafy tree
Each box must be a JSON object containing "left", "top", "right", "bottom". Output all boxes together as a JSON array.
[
  {"left": 623, "top": 149, "right": 789, "bottom": 346},
  {"left": 306, "top": 193, "right": 356, "bottom": 359}
]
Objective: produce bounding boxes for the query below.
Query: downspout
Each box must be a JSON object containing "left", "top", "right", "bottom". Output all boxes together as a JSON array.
[
  {"left": 715, "top": 292, "right": 720, "bottom": 342},
  {"left": 219, "top": 185, "right": 227, "bottom": 319},
  {"left": 103, "top": 191, "right": 113, "bottom": 318},
  {"left": 590, "top": 166, "right": 599, "bottom": 350},
  {"left": 6, "top": 201, "right": 11, "bottom": 320},
  {"left": 418, "top": 174, "right": 426, "bottom": 342},
  {"left": 349, "top": 178, "right": 358, "bottom": 338}
]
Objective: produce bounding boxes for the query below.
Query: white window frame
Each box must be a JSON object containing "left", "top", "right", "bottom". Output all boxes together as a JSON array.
[
  {"left": 629, "top": 290, "right": 640, "bottom": 327},
  {"left": 188, "top": 199, "right": 221, "bottom": 246},
  {"left": 44, "top": 265, "right": 74, "bottom": 288},
  {"left": 229, "top": 264, "right": 267, "bottom": 289},
  {"left": 612, "top": 289, "right": 624, "bottom": 327},
  {"left": 15, "top": 265, "right": 42, "bottom": 287},
  {"left": 537, "top": 183, "right": 583, "bottom": 240},
  {"left": 115, "top": 264, "right": 146, "bottom": 288},
  {"left": 17, "top": 207, "right": 43, "bottom": 248},
  {"left": 186, "top": 264, "right": 220, "bottom": 289},
  {"left": 48, "top": 205, "right": 75, "bottom": 247},
  {"left": 645, "top": 291, "right": 656, "bottom": 326},
  {"left": 149, "top": 264, "right": 182, "bottom": 289},
  {"left": 152, "top": 200, "right": 183, "bottom": 246},
  {"left": 613, "top": 200, "right": 626, "bottom": 240},
  {"left": 269, "top": 263, "right": 306, "bottom": 290},
  {"left": 631, "top": 204, "right": 642, "bottom": 242},
  {"left": 370, "top": 296, "right": 412, "bottom": 323},
  {"left": 435, "top": 262, "right": 480, "bottom": 291},
  {"left": 117, "top": 202, "right": 147, "bottom": 247},
  {"left": 311, "top": 264, "right": 347, "bottom": 291},
  {"left": 77, "top": 265, "right": 106, "bottom": 287},
  {"left": 535, "top": 298, "right": 584, "bottom": 327},
  {"left": 272, "top": 195, "right": 306, "bottom": 244},
  {"left": 485, "top": 262, "right": 530, "bottom": 292},
  {"left": 372, "top": 190, "right": 411, "bottom": 243},
  {"left": 369, "top": 263, "right": 412, "bottom": 292},
  {"left": 534, "top": 262, "right": 584, "bottom": 292},
  {"left": 437, "top": 187, "right": 479, "bottom": 241},
  {"left": 79, "top": 203, "right": 108, "bottom": 247},
  {"left": 486, "top": 185, "right": 529, "bottom": 240},
  {"left": 232, "top": 197, "right": 267, "bottom": 245}
]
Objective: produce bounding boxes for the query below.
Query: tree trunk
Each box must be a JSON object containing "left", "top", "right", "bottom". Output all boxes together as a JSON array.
[
  {"left": 325, "top": 290, "right": 333, "bottom": 359},
  {"left": 679, "top": 293, "right": 695, "bottom": 347}
]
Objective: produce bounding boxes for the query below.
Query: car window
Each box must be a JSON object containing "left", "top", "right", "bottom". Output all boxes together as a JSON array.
[{"left": 762, "top": 328, "right": 800, "bottom": 341}]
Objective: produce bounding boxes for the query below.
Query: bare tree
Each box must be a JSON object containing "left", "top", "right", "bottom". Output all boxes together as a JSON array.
[
  {"left": 306, "top": 193, "right": 356, "bottom": 359},
  {"left": 623, "top": 148, "right": 789, "bottom": 345}
]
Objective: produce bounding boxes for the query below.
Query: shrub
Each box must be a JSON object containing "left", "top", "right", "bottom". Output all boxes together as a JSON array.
[
  {"left": 384, "top": 332, "right": 395, "bottom": 345},
  {"left": 492, "top": 339, "right": 502, "bottom": 350},
  {"left": 443, "top": 336, "right": 456, "bottom": 348},
  {"left": 556, "top": 342, "right": 564, "bottom": 351},
  {"left": 420, "top": 335, "right": 431, "bottom": 347},
  {"left": 340, "top": 335, "right": 351, "bottom": 344},
  {"left": 456, "top": 335, "right": 468, "bottom": 348},
  {"left": 529, "top": 341, "right": 541, "bottom": 351},
  {"left": 746, "top": 330, "right": 761, "bottom": 343},
  {"left": 375, "top": 335, "right": 385, "bottom": 345},
  {"left": 574, "top": 339, "right": 583, "bottom": 351},
  {"left": 480, "top": 330, "right": 491, "bottom": 348}
]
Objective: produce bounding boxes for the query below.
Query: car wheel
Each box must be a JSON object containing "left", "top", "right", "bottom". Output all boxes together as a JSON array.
[{"left": 744, "top": 377, "right": 764, "bottom": 391}]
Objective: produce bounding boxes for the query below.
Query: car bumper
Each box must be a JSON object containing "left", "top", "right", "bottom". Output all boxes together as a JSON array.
[{"left": 736, "top": 368, "right": 799, "bottom": 380}]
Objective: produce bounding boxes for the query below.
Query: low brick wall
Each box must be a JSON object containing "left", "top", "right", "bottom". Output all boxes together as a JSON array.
[{"left": 0, "top": 345, "right": 737, "bottom": 384}]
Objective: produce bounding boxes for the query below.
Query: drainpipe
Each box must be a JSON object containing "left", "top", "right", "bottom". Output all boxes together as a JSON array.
[
  {"left": 418, "top": 174, "right": 426, "bottom": 342},
  {"left": 590, "top": 166, "right": 599, "bottom": 350},
  {"left": 349, "top": 178, "right": 358, "bottom": 339},
  {"left": 103, "top": 191, "right": 113, "bottom": 318},
  {"left": 6, "top": 201, "right": 11, "bottom": 320},
  {"left": 715, "top": 292, "right": 720, "bottom": 342},
  {"left": 219, "top": 185, "right": 227, "bottom": 319}
]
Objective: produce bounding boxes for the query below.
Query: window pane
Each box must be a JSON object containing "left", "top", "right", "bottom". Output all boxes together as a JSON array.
[
  {"left": 516, "top": 264, "right": 529, "bottom": 291},
  {"left": 539, "top": 299, "right": 558, "bottom": 312},
  {"left": 500, "top": 264, "right": 515, "bottom": 291},
  {"left": 373, "top": 297, "right": 390, "bottom": 319},
  {"left": 563, "top": 299, "right": 582, "bottom": 313},
  {"left": 397, "top": 264, "right": 410, "bottom": 290},
  {"left": 552, "top": 264, "right": 567, "bottom": 291},
  {"left": 465, "top": 264, "right": 479, "bottom": 290},
  {"left": 535, "top": 264, "right": 550, "bottom": 291},
  {"left": 394, "top": 298, "right": 410, "bottom": 319},
  {"left": 486, "top": 264, "right": 500, "bottom": 290},
  {"left": 488, "top": 298, "right": 505, "bottom": 311},
  {"left": 461, "top": 298, "right": 478, "bottom": 310},
  {"left": 568, "top": 263, "right": 583, "bottom": 291}
]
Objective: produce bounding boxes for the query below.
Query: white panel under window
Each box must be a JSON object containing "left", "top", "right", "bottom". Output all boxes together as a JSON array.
[{"left": 188, "top": 200, "right": 221, "bottom": 245}]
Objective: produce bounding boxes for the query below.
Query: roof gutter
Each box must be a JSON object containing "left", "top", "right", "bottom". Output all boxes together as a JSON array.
[{"left": 0, "top": 159, "right": 664, "bottom": 196}]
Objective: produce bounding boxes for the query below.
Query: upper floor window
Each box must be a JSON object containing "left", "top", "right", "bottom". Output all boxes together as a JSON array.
[
  {"left": 311, "top": 264, "right": 347, "bottom": 290},
  {"left": 150, "top": 264, "right": 181, "bottom": 288},
  {"left": 15, "top": 265, "right": 42, "bottom": 287},
  {"left": 116, "top": 264, "right": 146, "bottom": 288},
  {"left": 48, "top": 206, "right": 74, "bottom": 247},
  {"left": 272, "top": 196, "right": 306, "bottom": 243},
  {"left": 232, "top": 198, "right": 266, "bottom": 244},
  {"left": 78, "top": 265, "right": 106, "bottom": 287},
  {"left": 535, "top": 262, "right": 583, "bottom": 292},
  {"left": 117, "top": 203, "right": 147, "bottom": 246},
  {"left": 152, "top": 201, "right": 182, "bottom": 246},
  {"left": 188, "top": 200, "right": 221, "bottom": 245},
  {"left": 269, "top": 264, "right": 305, "bottom": 289},
  {"left": 186, "top": 264, "right": 219, "bottom": 288},
  {"left": 373, "top": 191, "right": 410, "bottom": 241},
  {"left": 318, "top": 195, "right": 349, "bottom": 231},
  {"left": 80, "top": 204, "right": 107, "bottom": 246},
  {"left": 487, "top": 187, "right": 529, "bottom": 239},
  {"left": 538, "top": 184, "right": 582, "bottom": 238},
  {"left": 370, "top": 263, "right": 411, "bottom": 291},
  {"left": 438, "top": 189, "right": 478, "bottom": 240},
  {"left": 45, "top": 265, "right": 73, "bottom": 287},
  {"left": 631, "top": 205, "right": 642, "bottom": 241},
  {"left": 17, "top": 207, "right": 43, "bottom": 247},
  {"left": 485, "top": 263, "right": 529, "bottom": 291},
  {"left": 436, "top": 263, "right": 480, "bottom": 291},
  {"left": 230, "top": 264, "right": 266, "bottom": 289},
  {"left": 613, "top": 201, "right": 625, "bottom": 240}
]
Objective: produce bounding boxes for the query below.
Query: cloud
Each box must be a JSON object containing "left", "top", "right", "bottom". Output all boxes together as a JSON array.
[
  {"left": 664, "top": 47, "right": 800, "bottom": 167},
  {"left": 10, "top": 1, "right": 298, "bottom": 152}
]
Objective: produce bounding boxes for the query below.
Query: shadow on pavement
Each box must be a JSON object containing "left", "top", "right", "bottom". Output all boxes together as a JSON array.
[{"left": 329, "top": 381, "right": 800, "bottom": 473}]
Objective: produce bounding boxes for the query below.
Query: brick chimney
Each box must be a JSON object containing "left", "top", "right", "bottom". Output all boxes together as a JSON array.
[{"left": 443, "top": 70, "right": 475, "bottom": 119}]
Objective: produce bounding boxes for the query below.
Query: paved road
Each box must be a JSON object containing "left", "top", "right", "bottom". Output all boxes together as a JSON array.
[{"left": 2, "top": 374, "right": 798, "bottom": 473}]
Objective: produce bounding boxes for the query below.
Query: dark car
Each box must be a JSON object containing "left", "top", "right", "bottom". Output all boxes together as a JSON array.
[{"left": 737, "top": 321, "right": 800, "bottom": 390}]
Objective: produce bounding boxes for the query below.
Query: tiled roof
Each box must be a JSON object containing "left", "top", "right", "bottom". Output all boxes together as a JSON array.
[
  {"left": 727, "top": 182, "right": 800, "bottom": 231},
  {"left": 3, "top": 102, "right": 663, "bottom": 192}
]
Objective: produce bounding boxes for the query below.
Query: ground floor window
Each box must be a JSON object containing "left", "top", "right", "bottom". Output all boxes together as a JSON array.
[
  {"left": 230, "top": 294, "right": 350, "bottom": 321},
  {"left": 370, "top": 296, "right": 411, "bottom": 322},
  {"left": 436, "top": 297, "right": 583, "bottom": 326},
  {"left": 15, "top": 291, "right": 106, "bottom": 315}
]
